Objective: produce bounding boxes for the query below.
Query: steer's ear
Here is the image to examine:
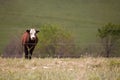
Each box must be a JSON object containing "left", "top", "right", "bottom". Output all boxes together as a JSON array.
[
  {"left": 36, "top": 30, "right": 39, "bottom": 33},
  {"left": 26, "top": 29, "right": 30, "bottom": 33}
]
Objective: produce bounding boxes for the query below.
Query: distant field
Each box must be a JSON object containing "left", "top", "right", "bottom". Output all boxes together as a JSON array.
[
  {"left": 0, "top": 57, "right": 120, "bottom": 80},
  {"left": 0, "top": 0, "right": 120, "bottom": 53}
]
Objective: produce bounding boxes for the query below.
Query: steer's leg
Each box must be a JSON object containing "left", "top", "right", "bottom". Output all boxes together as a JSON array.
[
  {"left": 29, "top": 46, "right": 35, "bottom": 59},
  {"left": 24, "top": 46, "right": 29, "bottom": 59}
]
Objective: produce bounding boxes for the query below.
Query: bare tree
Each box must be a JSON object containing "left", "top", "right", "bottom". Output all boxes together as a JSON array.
[{"left": 3, "top": 36, "right": 23, "bottom": 58}]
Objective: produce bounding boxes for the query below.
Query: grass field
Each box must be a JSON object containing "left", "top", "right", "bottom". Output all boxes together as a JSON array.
[
  {"left": 0, "top": 57, "right": 120, "bottom": 80},
  {"left": 0, "top": 0, "right": 120, "bottom": 53}
]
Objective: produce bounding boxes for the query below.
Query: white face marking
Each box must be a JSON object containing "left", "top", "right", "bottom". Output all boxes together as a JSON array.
[{"left": 30, "top": 29, "right": 36, "bottom": 40}]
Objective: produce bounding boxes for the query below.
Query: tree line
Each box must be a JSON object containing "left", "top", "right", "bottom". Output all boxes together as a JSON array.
[{"left": 2, "top": 23, "right": 120, "bottom": 58}]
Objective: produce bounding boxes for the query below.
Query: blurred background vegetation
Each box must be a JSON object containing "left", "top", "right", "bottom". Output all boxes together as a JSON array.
[{"left": 0, "top": 0, "right": 120, "bottom": 57}]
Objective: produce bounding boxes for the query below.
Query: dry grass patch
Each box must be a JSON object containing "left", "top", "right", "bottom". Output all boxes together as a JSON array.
[{"left": 0, "top": 57, "right": 120, "bottom": 80}]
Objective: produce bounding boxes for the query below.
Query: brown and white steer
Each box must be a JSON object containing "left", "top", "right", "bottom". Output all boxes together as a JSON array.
[{"left": 22, "top": 29, "right": 39, "bottom": 59}]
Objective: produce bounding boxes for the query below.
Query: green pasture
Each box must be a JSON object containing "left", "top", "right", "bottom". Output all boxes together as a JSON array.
[{"left": 0, "top": 0, "right": 120, "bottom": 53}]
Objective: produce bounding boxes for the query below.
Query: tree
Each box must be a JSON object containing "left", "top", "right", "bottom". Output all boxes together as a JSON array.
[
  {"left": 98, "top": 23, "right": 120, "bottom": 57},
  {"left": 3, "top": 36, "right": 23, "bottom": 58},
  {"left": 35, "top": 24, "right": 76, "bottom": 58}
]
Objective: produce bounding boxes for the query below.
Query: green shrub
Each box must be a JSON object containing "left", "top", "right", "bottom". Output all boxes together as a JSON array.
[{"left": 35, "top": 24, "right": 76, "bottom": 58}]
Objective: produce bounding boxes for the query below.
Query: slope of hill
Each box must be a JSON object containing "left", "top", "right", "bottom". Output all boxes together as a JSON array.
[{"left": 0, "top": 0, "right": 120, "bottom": 53}]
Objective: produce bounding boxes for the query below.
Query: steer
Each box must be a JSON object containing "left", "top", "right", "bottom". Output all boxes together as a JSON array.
[{"left": 22, "top": 28, "right": 39, "bottom": 59}]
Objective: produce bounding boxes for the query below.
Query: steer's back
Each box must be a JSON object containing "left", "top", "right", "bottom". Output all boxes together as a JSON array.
[{"left": 22, "top": 32, "right": 29, "bottom": 45}]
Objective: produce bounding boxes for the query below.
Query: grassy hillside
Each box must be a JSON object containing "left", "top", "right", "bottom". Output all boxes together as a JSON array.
[
  {"left": 0, "top": 0, "right": 120, "bottom": 53},
  {"left": 0, "top": 58, "right": 120, "bottom": 80}
]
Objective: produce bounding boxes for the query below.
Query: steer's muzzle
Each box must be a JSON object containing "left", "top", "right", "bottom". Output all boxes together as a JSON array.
[{"left": 31, "top": 37, "right": 36, "bottom": 40}]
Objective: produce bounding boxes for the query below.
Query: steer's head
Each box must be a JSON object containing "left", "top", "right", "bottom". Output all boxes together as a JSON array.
[{"left": 26, "top": 28, "right": 39, "bottom": 40}]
